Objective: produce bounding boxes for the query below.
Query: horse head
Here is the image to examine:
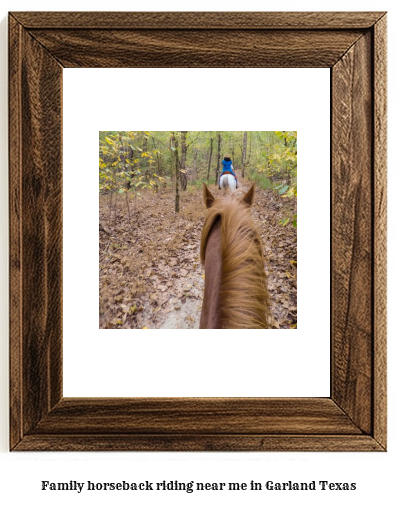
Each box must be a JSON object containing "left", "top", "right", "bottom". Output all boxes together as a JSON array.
[{"left": 203, "top": 182, "right": 255, "bottom": 209}]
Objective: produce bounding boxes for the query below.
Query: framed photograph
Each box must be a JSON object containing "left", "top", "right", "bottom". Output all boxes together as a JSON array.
[{"left": 9, "top": 11, "right": 387, "bottom": 451}]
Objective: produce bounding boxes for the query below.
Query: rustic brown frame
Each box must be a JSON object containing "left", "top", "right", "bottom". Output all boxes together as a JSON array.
[{"left": 9, "top": 12, "right": 387, "bottom": 451}]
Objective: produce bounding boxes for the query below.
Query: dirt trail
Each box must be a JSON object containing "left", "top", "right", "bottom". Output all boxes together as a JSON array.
[{"left": 99, "top": 174, "right": 297, "bottom": 329}]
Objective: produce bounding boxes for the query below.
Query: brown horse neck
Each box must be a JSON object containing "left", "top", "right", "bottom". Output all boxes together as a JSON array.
[{"left": 199, "top": 222, "right": 222, "bottom": 329}]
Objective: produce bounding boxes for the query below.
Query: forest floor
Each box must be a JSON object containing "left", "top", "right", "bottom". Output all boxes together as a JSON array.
[{"left": 99, "top": 173, "right": 297, "bottom": 329}]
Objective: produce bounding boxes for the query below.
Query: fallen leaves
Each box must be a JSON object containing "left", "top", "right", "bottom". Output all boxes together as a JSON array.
[
  {"left": 99, "top": 189, "right": 205, "bottom": 329},
  {"left": 252, "top": 188, "right": 297, "bottom": 329}
]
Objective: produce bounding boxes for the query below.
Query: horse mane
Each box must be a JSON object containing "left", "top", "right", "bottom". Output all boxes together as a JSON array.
[{"left": 200, "top": 193, "right": 269, "bottom": 329}]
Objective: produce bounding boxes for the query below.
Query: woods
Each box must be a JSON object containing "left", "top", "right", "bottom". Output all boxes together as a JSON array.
[{"left": 99, "top": 131, "right": 297, "bottom": 329}]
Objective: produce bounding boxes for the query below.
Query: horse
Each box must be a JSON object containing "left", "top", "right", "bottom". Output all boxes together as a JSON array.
[
  {"left": 219, "top": 172, "right": 237, "bottom": 191},
  {"left": 200, "top": 183, "right": 269, "bottom": 329}
]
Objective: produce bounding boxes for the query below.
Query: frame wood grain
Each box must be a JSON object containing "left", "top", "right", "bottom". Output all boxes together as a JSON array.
[{"left": 9, "top": 11, "right": 387, "bottom": 452}]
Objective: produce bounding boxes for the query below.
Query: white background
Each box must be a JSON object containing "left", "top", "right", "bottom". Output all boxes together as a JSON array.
[
  {"left": 63, "top": 68, "right": 330, "bottom": 397},
  {"left": 0, "top": 1, "right": 395, "bottom": 507}
]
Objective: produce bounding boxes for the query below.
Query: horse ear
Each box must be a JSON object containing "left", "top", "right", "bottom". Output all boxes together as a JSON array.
[
  {"left": 203, "top": 183, "right": 215, "bottom": 208},
  {"left": 242, "top": 184, "right": 255, "bottom": 207}
]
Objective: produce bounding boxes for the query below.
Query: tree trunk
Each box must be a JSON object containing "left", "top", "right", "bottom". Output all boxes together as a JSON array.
[
  {"left": 207, "top": 138, "right": 213, "bottom": 181},
  {"left": 172, "top": 132, "right": 180, "bottom": 212},
  {"left": 242, "top": 131, "right": 247, "bottom": 178},
  {"left": 180, "top": 131, "right": 188, "bottom": 191},
  {"left": 215, "top": 132, "right": 221, "bottom": 185},
  {"left": 247, "top": 132, "right": 252, "bottom": 164},
  {"left": 192, "top": 148, "right": 199, "bottom": 179},
  {"left": 152, "top": 137, "right": 162, "bottom": 176},
  {"left": 142, "top": 134, "right": 148, "bottom": 171},
  {"left": 125, "top": 191, "right": 131, "bottom": 226}
]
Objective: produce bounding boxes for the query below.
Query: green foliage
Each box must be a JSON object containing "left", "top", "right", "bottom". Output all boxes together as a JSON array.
[
  {"left": 99, "top": 131, "right": 163, "bottom": 196},
  {"left": 99, "top": 131, "right": 297, "bottom": 223},
  {"left": 246, "top": 170, "right": 272, "bottom": 190},
  {"left": 256, "top": 131, "right": 297, "bottom": 190}
]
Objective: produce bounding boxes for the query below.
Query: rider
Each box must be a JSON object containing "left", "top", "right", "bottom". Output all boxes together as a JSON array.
[{"left": 219, "top": 153, "right": 238, "bottom": 189}]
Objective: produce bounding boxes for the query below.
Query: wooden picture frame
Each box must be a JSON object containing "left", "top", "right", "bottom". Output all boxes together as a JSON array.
[{"left": 9, "top": 11, "right": 387, "bottom": 451}]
